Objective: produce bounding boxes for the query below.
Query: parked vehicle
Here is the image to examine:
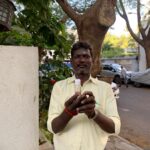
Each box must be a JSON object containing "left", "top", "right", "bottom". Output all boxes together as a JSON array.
[
  {"left": 131, "top": 69, "right": 150, "bottom": 87},
  {"left": 101, "top": 63, "right": 132, "bottom": 84}
]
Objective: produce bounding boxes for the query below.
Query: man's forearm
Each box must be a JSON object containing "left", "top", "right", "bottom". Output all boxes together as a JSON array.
[
  {"left": 52, "top": 110, "right": 73, "bottom": 133},
  {"left": 93, "top": 110, "right": 115, "bottom": 133}
]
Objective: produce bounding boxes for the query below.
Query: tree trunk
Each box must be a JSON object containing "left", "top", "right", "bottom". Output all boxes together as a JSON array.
[
  {"left": 76, "top": 16, "right": 108, "bottom": 77},
  {"left": 74, "top": 0, "right": 115, "bottom": 77},
  {"left": 56, "top": 0, "right": 116, "bottom": 77}
]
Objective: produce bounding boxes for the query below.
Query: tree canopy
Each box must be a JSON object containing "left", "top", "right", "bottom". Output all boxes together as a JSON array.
[
  {"left": 0, "top": 0, "right": 75, "bottom": 62},
  {"left": 102, "top": 33, "right": 137, "bottom": 58}
]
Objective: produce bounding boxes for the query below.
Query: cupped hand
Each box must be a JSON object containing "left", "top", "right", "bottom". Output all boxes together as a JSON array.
[
  {"left": 76, "top": 91, "right": 96, "bottom": 118},
  {"left": 64, "top": 93, "right": 84, "bottom": 112}
]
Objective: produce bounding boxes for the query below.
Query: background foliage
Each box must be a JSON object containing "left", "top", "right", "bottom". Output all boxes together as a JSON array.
[
  {"left": 102, "top": 33, "right": 138, "bottom": 58},
  {"left": 0, "top": 0, "right": 73, "bottom": 142},
  {"left": 39, "top": 57, "right": 72, "bottom": 142}
]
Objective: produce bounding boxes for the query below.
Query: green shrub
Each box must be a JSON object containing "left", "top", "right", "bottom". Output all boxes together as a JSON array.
[{"left": 39, "top": 58, "right": 72, "bottom": 142}]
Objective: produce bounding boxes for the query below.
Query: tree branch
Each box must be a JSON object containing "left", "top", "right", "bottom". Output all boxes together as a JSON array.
[
  {"left": 137, "top": 0, "right": 146, "bottom": 38},
  {"left": 97, "top": 0, "right": 116, "bottom": 27},
  {"left": 116, "top": 4, "right": 124, "bottom": 18},
  {"left": 59, "top": 15, "right": 69, "bottom": 23},
  {"left": 56, "top": 0, "right": 80, "bottom": 22},
  {"left": 144, "top": 22, "right": 149, "bottom": 32},
  {"left": 147, "top": 27, "right": 150, "bottom": 39},
  {"left": 118, "top": 0, "right": 143, "bottom": 46}
]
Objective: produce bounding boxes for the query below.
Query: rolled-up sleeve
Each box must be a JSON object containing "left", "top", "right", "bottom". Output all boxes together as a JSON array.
[
  {"left": 47, "top": 82, "right": 62, "bottom": 133},
  {"left": 105, "top": 85, "right": 121, "bottom": 135}
]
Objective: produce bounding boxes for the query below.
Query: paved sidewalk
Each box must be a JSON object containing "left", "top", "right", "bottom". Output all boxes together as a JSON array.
[
  {"left": 39, "top": 135, "right": 143, "bottom": 150},
  {"left": 105, "top": 135, "right": 143, "bottom": 150}
]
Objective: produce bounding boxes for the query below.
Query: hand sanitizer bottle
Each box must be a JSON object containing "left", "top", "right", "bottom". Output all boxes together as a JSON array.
[{"left": 75, "top": 79, "right": 81, "bottom": 94}]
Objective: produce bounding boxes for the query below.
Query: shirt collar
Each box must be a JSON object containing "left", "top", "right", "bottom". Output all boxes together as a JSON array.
[{"left": 68, "top": 75, "right": 98, "bottom": 84}]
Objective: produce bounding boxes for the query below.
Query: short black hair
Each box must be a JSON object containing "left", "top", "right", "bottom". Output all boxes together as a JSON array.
[{"left": 71, "top": 41, "right": 92, "bottom": 57}]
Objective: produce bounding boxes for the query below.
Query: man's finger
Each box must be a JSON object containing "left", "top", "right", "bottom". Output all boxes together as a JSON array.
[
  {"left": 81, "top": 96, "right": 95, "bottom": 105},
  {"left": 82, "top": 91, "right": 94, "bottom": 97},
  {"left": 65, "top": 93, "right": 80, "bottom": 106},
  {"left": 77, "top": 103, "right": 95, "bottom": 113},
  {"left": 71, "top": 95, "right": 85, "bottom": 109}
]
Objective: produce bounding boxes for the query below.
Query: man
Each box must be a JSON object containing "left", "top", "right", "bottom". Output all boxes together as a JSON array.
[
  {"left": 47, "top": 41, "right": 121, "bottom": 150},
  {"left": 120, "top": 65, "right": 128, "bottom": 88}
]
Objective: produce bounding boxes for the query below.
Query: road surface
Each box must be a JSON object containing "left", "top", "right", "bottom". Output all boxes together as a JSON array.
[{"left": 118, "top": 85, "right": 150, "bottom": 150}]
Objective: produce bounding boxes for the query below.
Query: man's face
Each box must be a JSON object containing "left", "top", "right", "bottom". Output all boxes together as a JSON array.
[{"left": 71, "top": 48, "right": 93, "bottom": 76}]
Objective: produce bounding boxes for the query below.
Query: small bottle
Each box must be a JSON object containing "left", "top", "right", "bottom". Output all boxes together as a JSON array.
[{"left": 75, "top": 79, "right": 81, "bottom": 94}]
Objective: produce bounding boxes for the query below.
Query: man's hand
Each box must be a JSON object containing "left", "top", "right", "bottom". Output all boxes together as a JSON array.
[
  {"left": 64, "top": 93, "right": 82, "bottom": 112},
  {"left": 76, "top": 91, "right": 96, "bottom": 118},
  {"left": 52, "top": 93, "right": 83, "bottom": 133}
]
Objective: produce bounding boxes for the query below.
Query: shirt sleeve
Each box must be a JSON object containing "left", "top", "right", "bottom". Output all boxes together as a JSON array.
[
  {"left": 47, "top": 82, "right": 63, "bottom": 133},
  {"left": 105, "top": 84, "right": 121, "bottom": 135}
]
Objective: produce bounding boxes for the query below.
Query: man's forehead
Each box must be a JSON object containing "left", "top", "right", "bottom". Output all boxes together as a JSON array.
[{"left": 74, "top": 48, "right": 91, "bottom": 55}]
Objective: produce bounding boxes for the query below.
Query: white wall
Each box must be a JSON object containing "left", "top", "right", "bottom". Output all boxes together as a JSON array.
[
  {"left": 139, "top": 46, "right": 146, "bottom": 71},
  {"left": 0, "top": 46, "right": 39, "bottom": 150},
  {"left": 138, "top": 23, "right": 149, "bottom": 72}
]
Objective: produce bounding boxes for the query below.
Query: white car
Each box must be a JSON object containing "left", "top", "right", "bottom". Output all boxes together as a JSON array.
[
  {"left": 102, "top": 63, "right": 132, "bottom": 84},
  {"left": 131, "top": 69, "right": 150, "bottom": 87}
]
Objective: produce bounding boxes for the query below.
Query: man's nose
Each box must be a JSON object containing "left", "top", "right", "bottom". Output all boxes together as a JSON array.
[{"left": 79, "top": 56, "right": 86, "bottom": 62}]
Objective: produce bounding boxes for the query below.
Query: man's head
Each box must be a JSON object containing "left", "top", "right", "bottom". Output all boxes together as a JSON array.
[
  {"left": 71, "top": 41, "right": 93, "bottom": 57},
  {"left": 70, "top": 41, "right": 93, "bottom": 78}
]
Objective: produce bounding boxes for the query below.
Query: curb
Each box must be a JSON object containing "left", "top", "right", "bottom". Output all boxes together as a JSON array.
[
  {"left": 105, "top": 135, "right": 143, "bottom": 150},
  {"left": 40, "top": 135, "right": 143, "bottom": 150}
]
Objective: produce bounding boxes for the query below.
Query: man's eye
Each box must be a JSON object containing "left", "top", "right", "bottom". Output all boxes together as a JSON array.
[
  {"left": 84, "top": 55, "right": 90, "bottom": 58},
  {"left": 74, "top": 55, "right": 90, "bottom": 59},
  {"left": 74, "top": 56, "right": 80, "bottom": 59}
]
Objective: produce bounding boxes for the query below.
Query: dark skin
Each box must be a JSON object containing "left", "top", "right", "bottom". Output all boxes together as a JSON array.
[{"left": 52, "top": 48, "right": 115, "bottom": 134}]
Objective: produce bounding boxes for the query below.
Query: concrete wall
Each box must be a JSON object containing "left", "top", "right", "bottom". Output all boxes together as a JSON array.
[
  {"left": 0, "top": 46, "right": 39, "bottom": 150},
  {"left": 102, "top": 56, "right": 138, "bottom": 71},
  {"left": 139, "top": 46, "right": 146, "bottom": 71},
  {"left": 138, "top": 24, "right": 149, "bottom": 71}
]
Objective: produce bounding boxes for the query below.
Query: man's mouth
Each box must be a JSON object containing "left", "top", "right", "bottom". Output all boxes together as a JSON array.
[{"left": 78, "top": 65, "right": 86, "bottom": 69}]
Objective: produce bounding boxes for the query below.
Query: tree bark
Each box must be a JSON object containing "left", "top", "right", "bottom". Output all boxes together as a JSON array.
[
  {"left": 76, "top": 16, "right": 108, "bottom": 77},
  {"left": 57, "top": 0, "right": 116, "bottom": 77}
]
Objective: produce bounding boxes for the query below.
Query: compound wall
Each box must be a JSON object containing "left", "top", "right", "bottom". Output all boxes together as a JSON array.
[{"left": 0, "top": 46, "right": 39, "bottom": 150}]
